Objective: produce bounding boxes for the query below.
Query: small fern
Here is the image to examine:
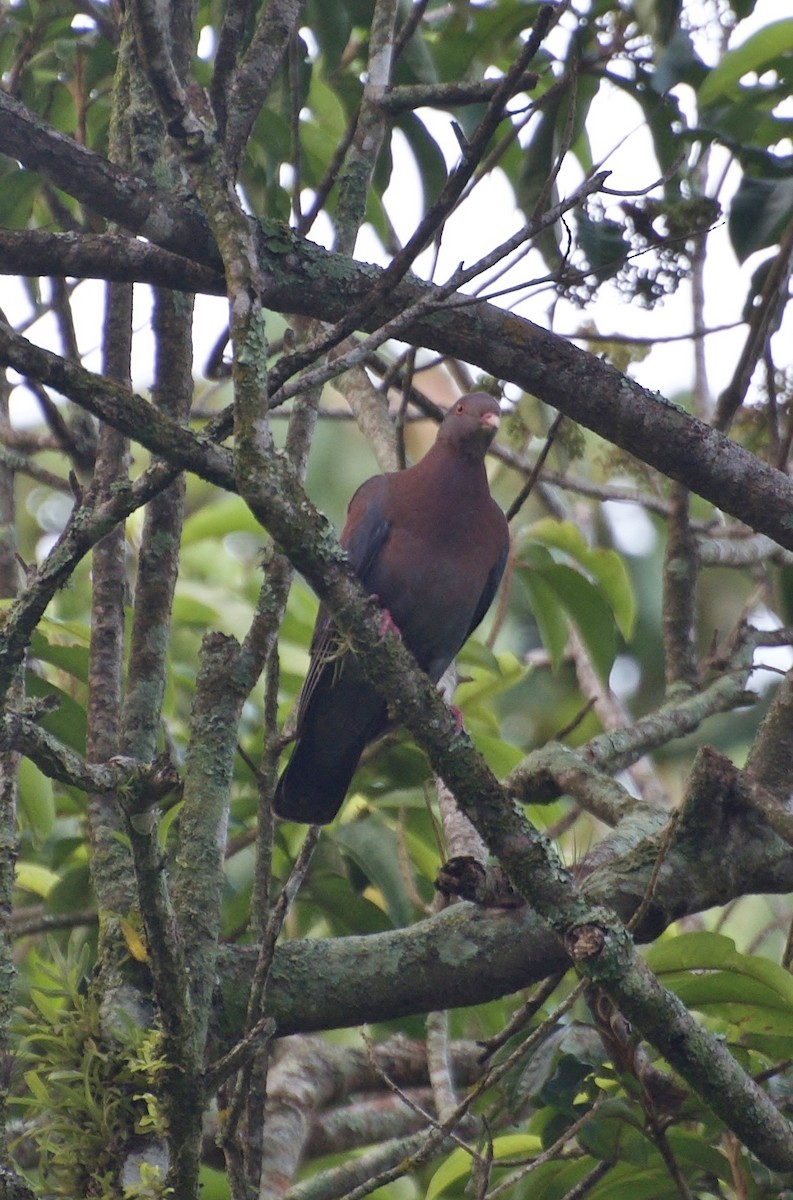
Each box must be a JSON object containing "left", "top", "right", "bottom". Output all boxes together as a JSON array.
[{"left": 12, "top": 938, "right": 170, "bottom": 1199}]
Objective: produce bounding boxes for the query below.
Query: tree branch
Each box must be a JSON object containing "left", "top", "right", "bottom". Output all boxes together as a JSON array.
[
  {"left": 0, "top": 230, "right": 224, "bottom": 294},
  {"left": 3, "top": 211, "right": 793, "bottom": 552},
  {"left": 377, "top": 73, "right": 539, "bottom": 113},
  {"left": 218, "top": 770, "right": 793, "bottom": 1037},
  {"left": 224, "top": 0, "right": 305, "bottom": 173}
]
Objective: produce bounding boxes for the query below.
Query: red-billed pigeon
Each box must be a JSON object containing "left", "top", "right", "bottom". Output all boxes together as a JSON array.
[{"left": 273, "top": 392, "right": 509, "bottom": 824}]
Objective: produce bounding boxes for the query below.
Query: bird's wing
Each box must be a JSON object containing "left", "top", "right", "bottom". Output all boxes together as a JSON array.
[
  {"left": 295, "top": 475, "right": 392, "bottom": 727},
  {"left": 465, "top": 541, "right": 508, "bottom": 642},
  {"left": 341, "top": 474, "right": 392, "bottom": 584}
]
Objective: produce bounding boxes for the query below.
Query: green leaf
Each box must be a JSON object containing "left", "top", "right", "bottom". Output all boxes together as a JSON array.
[
  {"left": 576, "top": 208, "right": 628, "bottom": 282},
  {"left": 44, "top": 863, "right": 93, "bottom": 915},
  {"left": 728, "top": 174, "right": 793, "bottom": 262},
  {"left": 518, "top": 565, "right": 569, "bottom": 672},
  {"left": 308, "top": 0, "right": 352, "bottom": 74},
  {"left": 16, "top": 862, "right": 59, "bottom": 898},
  {"left": 470, "top": 732, "right": 524, "bottom": 775},
  {"left": 395, "top": 113, "right": 448, "bottom": 213},
  {"left": 527, "top": 519, "right": 636, "bottom": 639},
  {"left": 578, "top": 1100, "right": 646, "bottom": 1162},
  {"left": 456, "top": 650, "right": 525, "bottom": 709},
  {"left": 546, "top": 564, "right": 616, "bottom": 681},
  {"left": 30, "top": 627, "right": 90, "bottom": 683},
  {"left": 528, "top": 518, "right": 591, "bottom": 560},
  {"left": 308, "top": 873, "right": 392, "bottom": 936},
  {"left": 0, "top": 167, "right": 39, "bottom": 228},
  {"left": 400, "top": 826, "right": 440, "bottom": 882},
  {"left": 29, "top": 986, "right": 63, "bottom": 1024},
  {"left": 34, "top": 615, "right": 90, "bottom": 645},
  {"left": 427, "top": 1133, "right": 542, "bottom": 1199},
  {"left": 698, "top": 20, "right": 793, "bottom": 107},
  {"left": 171, "top": 594, "right": 222, "bottom": 626},
  {"left": 665, "top": 972, "right": 793, "bottom": 1016},
  {"left": 307, "top": 65, "right": 348, "bottom": 142},
  {"left": 645, "top": 931, "right": 793, "bottom": 1005},
  {"left": 25, "top": 672, "right": 87, "bottom": 753},
  {"left": 197, "top": 1166, "right": 231, "bottom": 1200},
  {"left": 181, "top": 494, "right": 263, "bottom": 544},
  {"left": 666, "top": 1131, "right": 734, "bottom": 1182},
  {"left": 18, "top": 757, "right": 55, "bottom": 846},
  {"left": 588, "top": 1165, "right": 682, "bottom": 1200},
  {"left": 249, "top": 107, "right": 292, "bottom": 176},
  {"left": 334, "top": 817, "right": 415, "bottom": 928},
  {"left": 456, "top": 638, "right": 504, "bottom": 675},
  {"left": 23, "top": 1070, "right": 51, "bottom": 1104},
  {"left": 510, "top": 1024, "right": 604, "bottom": 1114}
]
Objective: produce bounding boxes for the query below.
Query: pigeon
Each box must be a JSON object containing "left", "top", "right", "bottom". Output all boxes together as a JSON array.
[{"left": 273, "top": 392, "right": 509, "bottom": 824}]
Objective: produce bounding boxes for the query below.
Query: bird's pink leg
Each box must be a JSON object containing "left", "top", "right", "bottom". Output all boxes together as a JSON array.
[
  {"left": 370, "top": 596, "right": 402, "bottom": 640},
  {"left": 379, "top": 609, "right": 401, "bottom": 638},
  {"left": 450, "top": 705, "right": 465, "bottom": 736}
]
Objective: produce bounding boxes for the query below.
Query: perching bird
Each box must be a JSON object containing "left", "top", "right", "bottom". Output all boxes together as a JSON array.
[{"left": 273, "top": 392, "right": 509, "bottom": 824}]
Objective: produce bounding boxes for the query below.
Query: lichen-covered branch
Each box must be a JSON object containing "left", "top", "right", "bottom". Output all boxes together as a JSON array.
[
  {"left": 377, "top": 72, "right": 539, "bottom": 113},
  {"left": 516, "top": 742, "right": 659, "bottom": 828},
  {"left": 662, "top": 483, "right": 699, "bottom": 692},
  {"left": 259, "top": 1035, "right": 479, "bottom": 1194},
  {"left": 223, "top": 0, "right": 305, "bottom": 173},
  {"left": 172, "top": 634, "right": 243, "bottom": 1052},
  {"left": 0, "top": 229, "right": 224, "bottom": 294},
  {"left": 84, "top": 283, "right": 135, "bottom": 931},
  {"left": 0, "top": 322, "right": 234, "bottom": 491},
  {"left": 121, "top": 288, "right": 193, "bottom": 762},
  {"left": 4, "top": 213, "right": 793, "bottom": 554},
  {"left": 0, "top": 711, "right": 176, "bottom": 799},
  {"left": 0, "top": 375, "right": 34, "bottom": 1200}
]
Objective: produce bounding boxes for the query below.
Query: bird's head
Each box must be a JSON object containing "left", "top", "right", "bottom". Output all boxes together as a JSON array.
[{"left": 437, "top": 392, "right": 502, "bottom": 459}]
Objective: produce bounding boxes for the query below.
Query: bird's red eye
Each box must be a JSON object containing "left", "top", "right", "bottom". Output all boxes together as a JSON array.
[{"left": 456, "top": 402, "right": 464, "bottom": 414}]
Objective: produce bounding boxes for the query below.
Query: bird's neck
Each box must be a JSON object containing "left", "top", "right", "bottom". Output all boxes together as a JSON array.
[
  {"left": 408, "top": 443, "right": 491, "bottom": 517},
  {"left": 419, "top": 441, "right": 490, "bottom": 482}
]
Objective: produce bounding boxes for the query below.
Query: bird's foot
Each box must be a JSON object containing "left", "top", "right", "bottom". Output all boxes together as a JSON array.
[
  {"left": 450, "top": 705, "right": 465, "bottom": 736},
  {"left": 371, "top": 598, "right": 402, "bottom": 640},
  {"left": 379, "top": 609, "right": 401, "bottom": 639}
]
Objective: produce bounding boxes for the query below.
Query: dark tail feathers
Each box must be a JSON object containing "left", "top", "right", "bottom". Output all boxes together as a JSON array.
[{"left": 272, "top": 735, "right": 366, "bottom": 824}]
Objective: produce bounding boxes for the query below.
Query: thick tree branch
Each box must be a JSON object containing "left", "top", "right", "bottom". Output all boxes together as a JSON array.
[
  {"left": 5, "top": 100, "right": 793, "bottom": 550},
  {"left": 0, "top": 322, "right": 233, "bottom": 488},
  {"left": 3, "top": 224, "right": 793, "bottom": 555},
  {"left": 0, "top": 711, "right": 177, "bottom": 798},
  {"left": 218, "top": 756, "right": 793, "bottom": 1038},
  {"left": 0, "top": 230, "right": 224, "bottom": 293},
  {"left": 0, "top": 90, "right": 218, "bottom": 262}
]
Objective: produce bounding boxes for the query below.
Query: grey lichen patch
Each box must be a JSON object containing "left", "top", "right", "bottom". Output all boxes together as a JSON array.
[
  {"left": 235, "top": 308, "right": 269, "bottom": 388},
  {"left": 649, "top": 388, "right": 687, "bottom": 414},
  {"left": 317, "top": 521, "right": 348, "bottom": 563},
  {"left": 144, "top": 526, "right": 180, "bottom": 560},
  {"left": 437, "top": 928, "right": 483, "bottom": 966}
]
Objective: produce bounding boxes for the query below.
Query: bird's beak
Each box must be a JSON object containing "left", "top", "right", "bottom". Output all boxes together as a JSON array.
[{"left": 481, "top": 411, "right": 500, "bottom": 431}]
